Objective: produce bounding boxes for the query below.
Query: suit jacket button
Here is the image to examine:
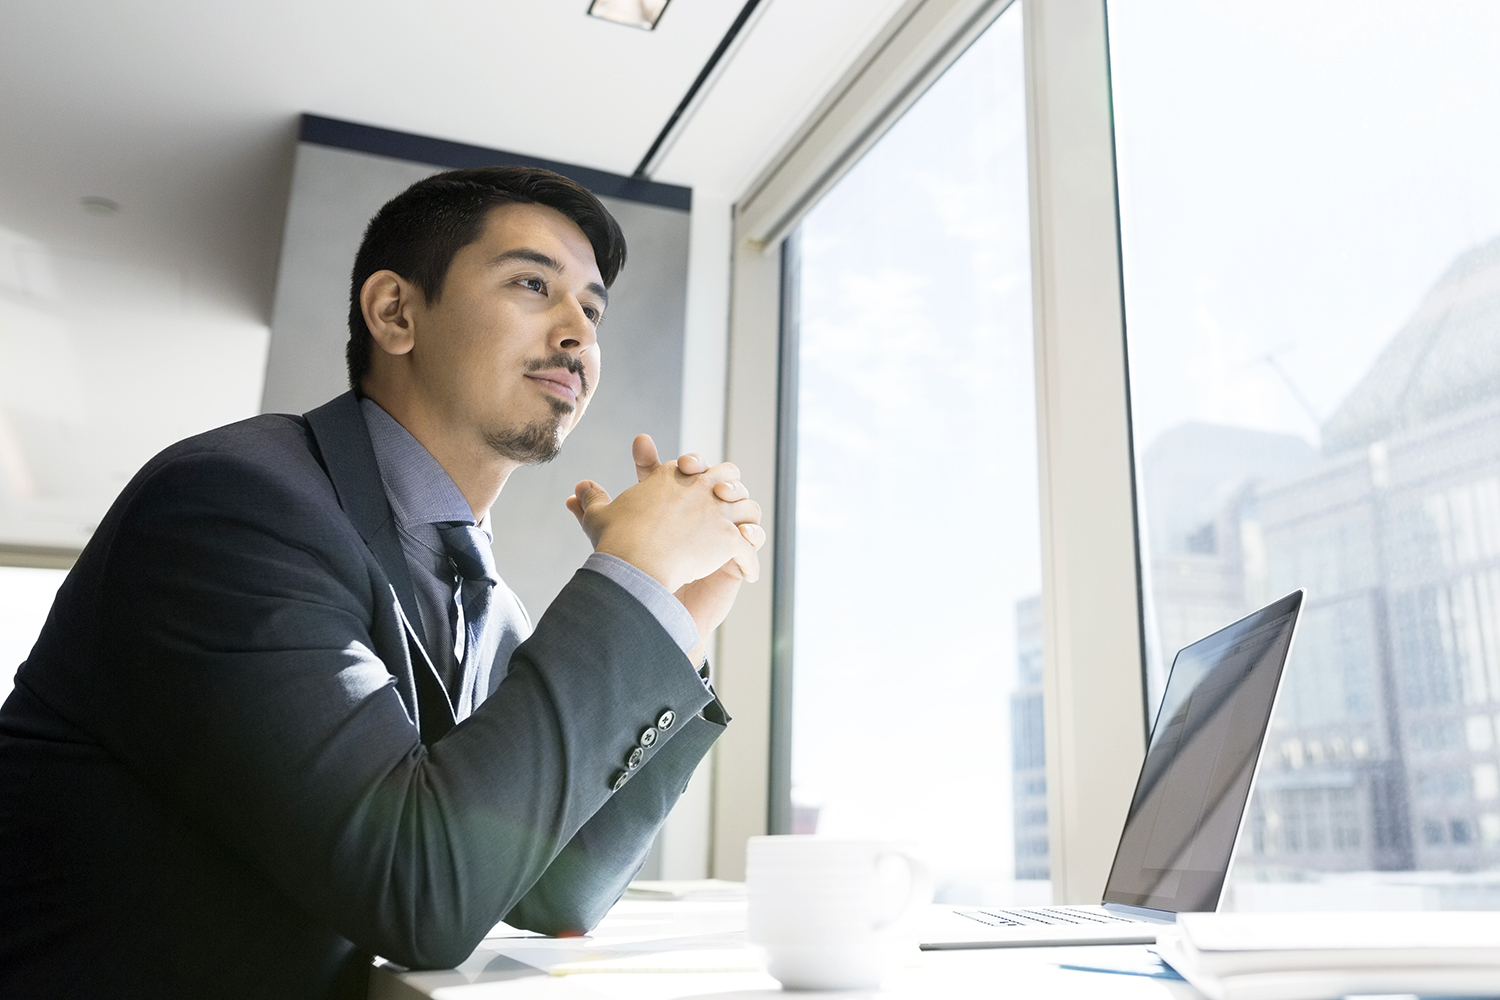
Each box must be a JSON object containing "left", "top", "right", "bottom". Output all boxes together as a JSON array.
[
  {"left": 639, "top": 726, "right": 658, "bottom": 749},
  {"left": 657, "top": 709, "right": 676, "bottom": 730},
  {"left": 612, "top": 770, "right": 630, "bottom": 791},
  {"left": 627, "top": 747, "right": 644, "bottom": 770}
]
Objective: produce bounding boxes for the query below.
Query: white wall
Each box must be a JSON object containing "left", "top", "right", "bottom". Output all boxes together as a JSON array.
[{"left": 657, "top": 192, "right": 735, "bottom": 880}]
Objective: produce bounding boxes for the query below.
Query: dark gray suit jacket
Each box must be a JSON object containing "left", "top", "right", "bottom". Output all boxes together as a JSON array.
[{"left": 0, "top": 393, "right": 726, "bottom": 1000}]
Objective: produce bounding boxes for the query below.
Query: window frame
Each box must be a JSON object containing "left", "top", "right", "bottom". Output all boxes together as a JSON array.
[{"left": 0, "top": 545, "right": 79, "bottom": 570}]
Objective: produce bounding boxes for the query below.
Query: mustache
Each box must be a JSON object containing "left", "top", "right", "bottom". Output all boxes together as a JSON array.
[{"left": 526, "top": 353, "right": 590, "bottom": 399}]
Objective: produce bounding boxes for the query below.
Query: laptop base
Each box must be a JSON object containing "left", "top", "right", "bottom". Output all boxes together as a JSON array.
[{"left": 918, "top": 903, "right": 1169, "bottom": 950}]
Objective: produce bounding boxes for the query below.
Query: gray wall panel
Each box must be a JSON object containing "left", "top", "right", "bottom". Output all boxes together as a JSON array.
[{"left": 263, "top": 142, "right": 689, "bottom": 618}]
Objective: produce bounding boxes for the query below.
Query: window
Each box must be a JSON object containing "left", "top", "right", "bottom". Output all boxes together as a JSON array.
[
  {"left": 1111, "top": 0, "right": 1500, "bottom": 900},
  {"left": 0, "top": 566, "right": 68, "bottom": 694},
  {"left": 779, "top": 2, "right": 1042, "bottom": 903}
]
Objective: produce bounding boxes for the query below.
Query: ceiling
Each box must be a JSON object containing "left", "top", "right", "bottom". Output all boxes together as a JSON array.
[
  {"left": 0, "top": 0, "right": 908, "bottom": 324},
  {"left": 0, "top": 0, "right": 910, "bottom": 549}
]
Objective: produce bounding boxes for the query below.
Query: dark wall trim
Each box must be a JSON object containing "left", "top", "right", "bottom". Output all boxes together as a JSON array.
[{"left": 299, "top": 114, "right": 692, "bottom": 212}]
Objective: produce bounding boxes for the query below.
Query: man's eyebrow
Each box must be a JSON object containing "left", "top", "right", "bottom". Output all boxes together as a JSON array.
[
  {"left": 487, "top": 248, "right": 562, "bottom": 271},
  {"left": 487, "top": 248, "right": 608, "bottom": 308}
]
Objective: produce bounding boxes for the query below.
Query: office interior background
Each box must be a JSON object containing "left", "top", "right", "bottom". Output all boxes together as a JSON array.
[{"left": 3, "top": 0, "right": 1499, "bottom": 911}]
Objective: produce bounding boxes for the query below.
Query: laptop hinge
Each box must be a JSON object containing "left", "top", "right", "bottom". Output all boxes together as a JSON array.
[{"left": 1101, "top": 902, "right": 1176, "bottom": 923}]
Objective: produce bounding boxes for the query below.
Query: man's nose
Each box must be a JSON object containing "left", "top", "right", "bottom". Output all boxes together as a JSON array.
[{"left": 551, "top": 298, "right": 598, "bottom": 354}]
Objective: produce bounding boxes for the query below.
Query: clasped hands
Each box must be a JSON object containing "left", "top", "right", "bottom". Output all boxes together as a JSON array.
[{"left": 565, "top": 435, "right": 765, "bottom": 656}]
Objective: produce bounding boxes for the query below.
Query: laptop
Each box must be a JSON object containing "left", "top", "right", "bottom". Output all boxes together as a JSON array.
[{"left": 919, "top": 589, "right": 1304, "bottom": 950}]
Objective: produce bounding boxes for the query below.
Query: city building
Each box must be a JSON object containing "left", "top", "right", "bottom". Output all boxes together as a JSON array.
[
  {"left": 1140, "top": 234, "right": 1500, "bottom": 878},
  {"left": 1011, "top": 595, "right": 1049, "bottom": 880}
]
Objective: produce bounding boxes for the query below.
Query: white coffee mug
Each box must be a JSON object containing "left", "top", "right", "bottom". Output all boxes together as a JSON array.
[{"left": 746, "top": 835, "right": 932, "bottom": 990}]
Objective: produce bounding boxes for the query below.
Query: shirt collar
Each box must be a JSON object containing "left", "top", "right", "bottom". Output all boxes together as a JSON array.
[{"left": 359, "top": 397, "right": 491, "bottom": 538}]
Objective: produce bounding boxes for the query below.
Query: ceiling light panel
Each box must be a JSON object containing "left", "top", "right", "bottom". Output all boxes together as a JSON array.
[{"left": 587, "top": 0, "right": 670, "bottom": 31}]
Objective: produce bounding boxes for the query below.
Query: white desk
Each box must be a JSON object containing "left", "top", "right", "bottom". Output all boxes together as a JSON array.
[{"left": 370, "top": 900, "right": 1204, "bottom": 1000}]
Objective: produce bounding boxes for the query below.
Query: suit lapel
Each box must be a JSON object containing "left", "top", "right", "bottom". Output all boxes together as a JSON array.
[{"left": 303, "top": 392, "right": 458, "bottom": 741}]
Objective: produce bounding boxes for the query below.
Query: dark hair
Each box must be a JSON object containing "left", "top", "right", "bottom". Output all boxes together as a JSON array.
[{"left": 345, "top": 165, "right": 627, "bottom": 391}]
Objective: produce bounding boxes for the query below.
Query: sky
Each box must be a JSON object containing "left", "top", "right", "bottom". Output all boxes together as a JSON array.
[
  {"left": 1112, "top": 0, "right": 1500, "bottom": 704},
  {"left": 1110, "top": 0, "right": 1500, "bottom": 452},
  {"left": 790, "top": 4, "right": 1034, "bottom": 896}
]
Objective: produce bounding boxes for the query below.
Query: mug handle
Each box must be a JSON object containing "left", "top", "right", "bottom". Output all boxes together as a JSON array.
[{"left": 870, "top": 850, "right": 933, "bottom": 932}]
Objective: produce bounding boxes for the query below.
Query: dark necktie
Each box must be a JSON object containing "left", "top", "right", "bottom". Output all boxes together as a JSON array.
[{"left": 436, "top": 523, "right": 499, "bottom": 675}]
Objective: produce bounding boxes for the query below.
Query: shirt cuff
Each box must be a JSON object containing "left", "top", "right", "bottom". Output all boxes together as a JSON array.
[{"left": 582, "top": 553, "right": 701, "bottom": 662}]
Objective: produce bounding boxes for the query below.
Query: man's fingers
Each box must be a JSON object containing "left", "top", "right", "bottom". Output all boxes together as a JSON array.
[
  {"left": 573, "top": 479, "right": 613, "bottom": 512},
  {"left": 720, "top": 497, "right": 762, "bottom": 525},
  {"left": 564, "top": 494, "right": 586, "bottom": 527},
  {"left": 566, "top": 482, "right": 610, "bottom": 541},
  {"left": 719, "top": 517, "right": 763, "bottom": 583},
  {"left": 676, "top": 453, "right": 709, "bottom": 476},
  {"left": 713, "top": 479, "right": 747, "bottom": 502},
  {"left": 729, "top": 544, "right": 761, "bottom": 584},
  {"left": 699, "top": 461, "right": 742, "bottom": 488},
  {"left": 632, "top": 434, "right": 661, "bottom": 483}
]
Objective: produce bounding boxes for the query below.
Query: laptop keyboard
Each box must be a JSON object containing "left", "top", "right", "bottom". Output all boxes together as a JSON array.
[{"left": 957, "top": 906, "right": 1141, "bottom": 928}]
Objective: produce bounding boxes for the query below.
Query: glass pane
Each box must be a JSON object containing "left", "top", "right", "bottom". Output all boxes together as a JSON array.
[
  {"left": 1111, "top": 0, "right": 1500, "bottom": 906},
  {"left": 0, "top": 566, "right": 67, "bottom": 694},
  {"left": 787, "top": 2, "right": 1044, "bottom": 903}
]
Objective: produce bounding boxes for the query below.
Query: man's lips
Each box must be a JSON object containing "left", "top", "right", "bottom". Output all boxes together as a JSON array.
[{"left": 525, "top": 369, "right": 582, "bottom": 404}]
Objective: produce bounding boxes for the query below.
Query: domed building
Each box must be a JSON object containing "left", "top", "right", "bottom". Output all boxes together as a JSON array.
[
  {"left": 1322, "top": 235, "right": 1500, "bottom": 456},
  {"left": 1240, "top": 233, "right": 1500, "bottom": 878}
]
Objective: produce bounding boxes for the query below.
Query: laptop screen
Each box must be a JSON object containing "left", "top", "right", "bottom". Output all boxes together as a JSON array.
[{"left": 1101, "top": 590, "right": 1302, "bottom": 913}]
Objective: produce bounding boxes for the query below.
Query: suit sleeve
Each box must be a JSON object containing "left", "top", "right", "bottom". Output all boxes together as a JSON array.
[
  {"left": 504, "top": 708, "right": 725, "bottom": 936},
  {"left": 92, "top": 450, "right": 719, "bottom": 969}
]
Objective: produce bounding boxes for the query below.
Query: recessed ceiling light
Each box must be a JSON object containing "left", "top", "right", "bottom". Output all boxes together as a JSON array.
[
  {"left": 80, "top": 196, "right": 120, "bottom": 216},
  {"left": 587, "top": 0, "right": 670, "bottom": 31}
]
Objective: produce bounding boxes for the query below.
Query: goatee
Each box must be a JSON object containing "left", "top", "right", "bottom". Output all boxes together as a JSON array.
[
  {"left": 487, "top": 352, "right": 588, "bottom": 465},
  {"left": 485, "top": 409, "right": 567, "bottom": 465}
]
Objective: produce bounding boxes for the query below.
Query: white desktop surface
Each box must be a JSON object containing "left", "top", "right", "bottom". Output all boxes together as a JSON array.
[{"left": 370, "top": 899, "right": 1204, "bottom": 999}]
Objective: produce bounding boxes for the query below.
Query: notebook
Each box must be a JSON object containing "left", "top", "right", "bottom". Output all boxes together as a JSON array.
[
  {"left": 920, "top": 590, "right": 1304, "bottom": 949},
  {"left": 1155, "top": 910, "right": 1500, "bottom": 1000}
]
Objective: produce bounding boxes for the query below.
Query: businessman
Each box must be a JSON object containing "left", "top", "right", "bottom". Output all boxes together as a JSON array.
[{"left": 0, "top": 166, "right": 763, "bottom": 1000}]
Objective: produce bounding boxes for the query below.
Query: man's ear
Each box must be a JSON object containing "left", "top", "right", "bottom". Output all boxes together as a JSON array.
[{"left": 360, "top": 270, "right": 420, "bottom": 357}]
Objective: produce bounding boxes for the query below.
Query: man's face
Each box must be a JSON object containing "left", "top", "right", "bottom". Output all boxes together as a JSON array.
[{"left": 407, "top": 202, "right": 607, "bottom": 464}]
